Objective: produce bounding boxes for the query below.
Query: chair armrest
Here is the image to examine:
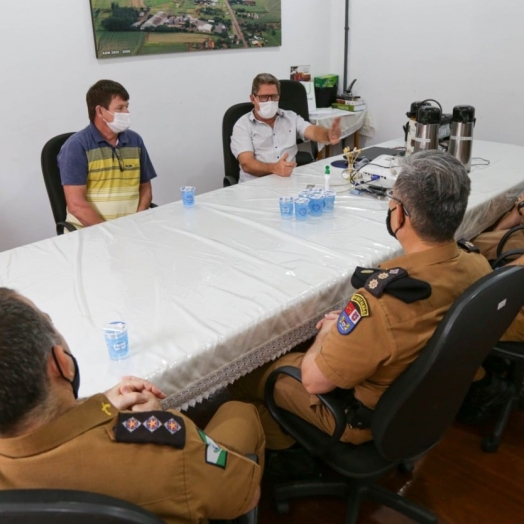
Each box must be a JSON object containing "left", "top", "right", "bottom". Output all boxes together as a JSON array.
[
  {"left": 264, "top": 365, "right": 348, "bottom": 448},
  {"left": 496, "top": 224, "right": 524, "bottom": 257},
  {"left": 56, "top": 222, "right": 77, "bottom": 235},
  {"left": 491, "top": 249, "right": 524, "bottom": 269},
  {"left": 223, "top": 175, "right": 238, "bottom": 187}
]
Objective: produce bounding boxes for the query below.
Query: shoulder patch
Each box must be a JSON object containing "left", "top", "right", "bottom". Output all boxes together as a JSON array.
[
  {"left": 364, "top": 267, "right": 408, "bottom": 297},
  {"left": 457, "top": 238, "right": 480, "bottom": 253},
  {"left": 198, "top": 429, "right": 228, "bottom": 469},
  {"left": 337, "top": 293, "right": 370, "bottom": 335},
  {"left": 351, "top": 266, "right": 381, "bottom": 289},
  {"left": 115, "top": 411, "right": 185, "bottom": 448}
]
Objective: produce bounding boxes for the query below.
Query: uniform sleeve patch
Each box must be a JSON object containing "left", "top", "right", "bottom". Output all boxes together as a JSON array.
[
  {"left": 115, "top": 411, "right": 185, "bottom": 448},
  {"left": 197, "top": 429, "right": 228, "bottom": 469},
  {"left": 337, "top": 293, "right": 370, "bottom": 335}
]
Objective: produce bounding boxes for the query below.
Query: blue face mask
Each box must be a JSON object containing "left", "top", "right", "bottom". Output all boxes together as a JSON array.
[{"left": 52, "top": 349, "right": 81, "bottom": 399}]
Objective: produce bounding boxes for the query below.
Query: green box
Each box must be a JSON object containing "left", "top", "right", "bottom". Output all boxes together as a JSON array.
[{"left": 314, "top": 74, "right": 338, "bottom": 88}]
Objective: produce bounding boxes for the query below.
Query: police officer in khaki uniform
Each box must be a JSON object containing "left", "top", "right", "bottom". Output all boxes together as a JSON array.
[
  {"left": 471, "top": 193, "right": 524, "bottom": 342},
  {"left": 232, "top": 150, "right": 493, "bottom": 450},
  {"left": 472, "top": 191, "right": 524, "bottom": 263},
  {"left": 0, "top": 288, "right": 263, "bottom": 523}
]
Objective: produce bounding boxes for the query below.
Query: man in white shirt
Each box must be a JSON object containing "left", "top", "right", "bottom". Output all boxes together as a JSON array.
[{"left": 231, "top": 73, "right": 341, "bottom": 183}]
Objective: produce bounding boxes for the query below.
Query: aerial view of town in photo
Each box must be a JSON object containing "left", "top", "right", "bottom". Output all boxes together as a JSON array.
[{"left": 89, "top": 0, "right": 282, "bottom": 58}]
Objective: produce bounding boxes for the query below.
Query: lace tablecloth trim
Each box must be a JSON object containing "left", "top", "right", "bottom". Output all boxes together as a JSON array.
[{"left": 162, "top": 302, "right": 346, "bottom": 411}]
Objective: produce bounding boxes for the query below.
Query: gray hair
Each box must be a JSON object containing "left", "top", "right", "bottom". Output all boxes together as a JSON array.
[
  {"left": 0, "top": 288, "right": 59, "bottom": 434},
  {"left": 251, "top": 73, "right": 280, "bottom": 96},
  {"left": 394, "top": 150, "right": 471, "bottom": 242}
]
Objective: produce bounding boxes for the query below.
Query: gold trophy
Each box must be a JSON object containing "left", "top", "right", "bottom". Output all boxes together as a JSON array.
[{"left": 342, "top": 146, "right": 362, "bottom": 184}]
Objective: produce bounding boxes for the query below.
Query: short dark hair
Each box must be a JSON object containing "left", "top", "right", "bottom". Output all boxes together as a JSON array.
[
  {"left": 86, "top": 79, "right": 129, "bottom": 122},
  {"left": 251, "top": 73, "right": 281, "bottom": 96},
  {"left": 395, "top": 150, "right": 471, "bottom": 243},
  {"left": 0, "top": 288, "right": 58, "bottom": 434}
]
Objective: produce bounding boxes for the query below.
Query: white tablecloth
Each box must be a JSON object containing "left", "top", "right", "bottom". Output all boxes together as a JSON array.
[
  {"left": 1, "top": 140, "right": 522, "bottom": 409},
  {"left": 309, "top": 107, "right": 375, "bottom": 139}
]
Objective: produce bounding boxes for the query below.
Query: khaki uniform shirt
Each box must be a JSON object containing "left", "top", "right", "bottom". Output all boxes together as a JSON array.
[
  {"left": 0, "top": 394, "right": 261, "bottom": 523},
  {"left": 473, "top": 226, "right": 524, "bottom": 342},
  {"left": 315, "top": 243, "right": 492, "bottom": 430}
]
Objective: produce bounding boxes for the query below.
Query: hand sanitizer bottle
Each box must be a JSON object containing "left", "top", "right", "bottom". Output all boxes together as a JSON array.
[{"left": 324, "top": 166, "right": 330, "bottom": 191}]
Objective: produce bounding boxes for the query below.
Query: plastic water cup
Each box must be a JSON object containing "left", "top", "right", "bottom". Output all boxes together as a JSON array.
[
  {"left": 103, "top": 321, "right": 129, "bottom": 361},
  {"left": 295, "top": 198, "right": 309, "bottom": 221},
  {"left": 309, "top": 194, "right": 324, "bottom": 216},
  {"left": 298, "top": 190, "right": 312, "bottom": 199},
  {"left": 279, "top": 196, "right": 294, "bottom": 219},
  {"left": 324, "top": 190, "right": 336, "bottom": 212},
  {"left": 181, "top": 186, "right": 196, "bottom": 207}
]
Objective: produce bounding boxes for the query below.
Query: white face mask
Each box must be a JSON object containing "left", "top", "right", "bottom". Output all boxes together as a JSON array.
[
  {"left": 104, "top": 111, "right": 131, "bottom": 134},
  {"left": 257, "top": 101, "right": 278, "bottom": 120}
]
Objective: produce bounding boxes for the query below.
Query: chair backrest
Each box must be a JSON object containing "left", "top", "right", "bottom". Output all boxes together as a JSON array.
[
  {"left": 0, "top": 489, "right": 165, "bottom": 524},
  {"left": 372, "top": 266, "right": 524, "bottom": 462},
  {"left": 40, "top": 132, "right": 75, "bottom": 225},
  {"left": 279, "top": 79, "right": 318, "bottom": 159},
  {"left": 222, "top": 102, "right": 253, "bottom": 187}
]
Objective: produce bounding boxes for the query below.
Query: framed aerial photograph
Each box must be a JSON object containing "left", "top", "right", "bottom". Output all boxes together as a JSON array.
[{"left": 89, "top": 0, "right": 282, "bottom": 59}]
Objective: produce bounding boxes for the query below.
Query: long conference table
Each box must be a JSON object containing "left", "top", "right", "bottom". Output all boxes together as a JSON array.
[{"left": 1, "top": 139, "right": 523, "bottom": 409}]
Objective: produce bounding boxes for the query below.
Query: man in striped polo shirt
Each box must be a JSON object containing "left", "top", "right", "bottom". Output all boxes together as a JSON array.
[
  {"left": 58, "top": 80, "right": 157, "bottom": 228},
  {"left": 230, "top": 73, "right": 341, "bottom": 183}
]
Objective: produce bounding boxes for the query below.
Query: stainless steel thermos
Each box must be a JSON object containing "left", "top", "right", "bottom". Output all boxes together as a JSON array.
[
  {"left": 413, "top": 106, "right": 441, "bottom": 153},
  {"left": 404, "top": 101, "right": 430, "bottom": 156},
  {"left": 448, "top": 105, "right": 475, "bottom": 172}
]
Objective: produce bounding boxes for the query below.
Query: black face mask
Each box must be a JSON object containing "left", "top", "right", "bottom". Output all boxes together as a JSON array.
[
  {"left": 52, "top": 348, "right": 81, "bottom": 399},
  {"left": 386, "top": 207, "right": 404, "bottom": 239}
]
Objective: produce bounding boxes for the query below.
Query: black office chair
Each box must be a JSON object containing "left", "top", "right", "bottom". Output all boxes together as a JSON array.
[
  {"left": 222, "top": 102, "right": 254, "bottom": 187},
  {"left": 490, "top": 224, "right": 524, "bottom": 269},
  {"left": 0, "top": 489, "right": 164, "bottom": 523},
  {"left": 478, "top": 225, "right": 524, "bottom": 452},
  {"left": 0, "top": 488, "right": 257, "bottom": 524},
  {"left": 481, "top": 340, "right": 524, "bottom": 452},
  {"left": 279, "top": 79, "right": 318, "bottom": 166},
  {"left": 265, "top": 266, "right": 524, "bottom": 523},
  {"left": 41, "top": 132, "right": 77, "bottom": 235}
]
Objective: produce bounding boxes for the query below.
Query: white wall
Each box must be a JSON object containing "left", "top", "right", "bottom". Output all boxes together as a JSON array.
[
  {"left": 0, "top": 0, "right": 345, "bottom": 252},
  {"left": 347, "top": 0, "right": 524, "bottom": 147}
]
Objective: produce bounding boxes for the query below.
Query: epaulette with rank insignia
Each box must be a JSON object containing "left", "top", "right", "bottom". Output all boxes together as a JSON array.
[
  {"left": 351, "top": 266, "right": 432, "bottom": 303},
  {"left": 457, "top": 238, "right": 480, "bottom": 253},
  {"left": 115, "top": 411, "right": 186, "bottom": 448}
]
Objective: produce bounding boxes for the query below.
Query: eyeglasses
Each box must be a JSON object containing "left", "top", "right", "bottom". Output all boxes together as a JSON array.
[
  {"left": 113, "top": 148, "right": 125, "bottom": 172},
  {"left": 386, "top": 190, "right": 410, "bottom": 217},
  {"left": 254, "top": 94, "right": 280, "bottom": 102}
]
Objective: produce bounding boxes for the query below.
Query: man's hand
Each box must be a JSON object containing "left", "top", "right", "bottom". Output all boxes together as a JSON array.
[
  {"left": 493, "top": 192, "right": 524, "bottom": 231},
  {"left": 272, "top": 153, "right": 296, "bottom": 177},
  {"left": 328, "top": 117, "right": 342, "bottom": 145},
  {"left": 316, "top": 310, "right": 341, "bottom": 342},
  {"left": 105, "top": 376, "right": 167, "bottom": 412}
]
